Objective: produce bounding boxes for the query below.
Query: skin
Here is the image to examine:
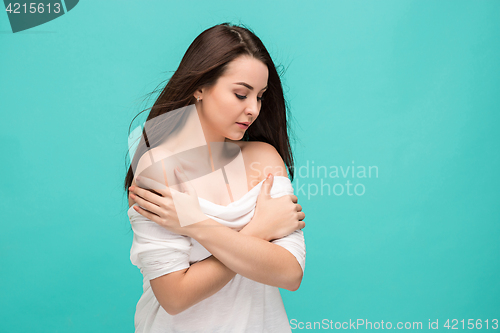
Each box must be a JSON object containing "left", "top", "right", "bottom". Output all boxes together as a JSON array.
[
  {"left": 128, "top": 55, "right": 306, "bottom": 315},
  {"left": 194, "top": 54, "right": 267, "bottom": 144}
]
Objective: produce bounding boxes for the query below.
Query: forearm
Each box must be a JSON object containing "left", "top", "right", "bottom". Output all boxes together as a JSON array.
[
  {"left": 175, "top": 255, "right": 236, "bottom": 313},
  {"left": 189, "top": 219, "right": 302, "bottom": 291}
]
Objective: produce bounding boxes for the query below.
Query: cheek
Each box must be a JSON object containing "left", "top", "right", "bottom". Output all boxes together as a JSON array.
[
  {"left": 214, "top": 94, "right": 239, "bottom": 122},
  {"left": 205, "top": 93, "right": 225, "bottom": 122}
]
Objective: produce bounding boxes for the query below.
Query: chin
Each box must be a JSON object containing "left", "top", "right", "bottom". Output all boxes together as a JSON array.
[{"left": 227, "top": 133, "right": 244, "bottom": 141}]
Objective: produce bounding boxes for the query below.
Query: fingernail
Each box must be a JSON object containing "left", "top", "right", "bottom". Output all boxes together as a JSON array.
[{"left": 267, "top": 173, "right": 271, "bottom": 179}]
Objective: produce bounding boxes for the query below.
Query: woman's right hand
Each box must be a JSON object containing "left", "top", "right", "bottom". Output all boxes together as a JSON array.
[
  {"left": 241, "top": 173, "right": 305, "bottom": 241},
  {"left": 130, "top": 167, "right": 209, "bottom": 237}
]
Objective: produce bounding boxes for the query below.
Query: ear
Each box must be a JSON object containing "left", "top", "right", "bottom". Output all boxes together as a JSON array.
[{"left": 193, "top": 87, "right": 205, "bottom": 100}]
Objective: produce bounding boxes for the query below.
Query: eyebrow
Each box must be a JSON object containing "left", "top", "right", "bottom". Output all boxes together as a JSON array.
[{"left": 234, "top": 82, "right": 268, "bottom": 91}]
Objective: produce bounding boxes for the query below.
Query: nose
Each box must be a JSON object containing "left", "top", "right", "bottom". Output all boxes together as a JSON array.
[{"left": 245, "top": 100, "right": 260, "bottom": 119}]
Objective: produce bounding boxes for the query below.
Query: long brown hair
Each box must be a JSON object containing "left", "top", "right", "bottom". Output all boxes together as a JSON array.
[{"left": 124, "top": 22, "right": 296, "bottom": 198}]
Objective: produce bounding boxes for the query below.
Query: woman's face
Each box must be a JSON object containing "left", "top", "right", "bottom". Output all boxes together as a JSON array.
[{"left": 195, "top": 55, "right": 269, "bottom": 142}]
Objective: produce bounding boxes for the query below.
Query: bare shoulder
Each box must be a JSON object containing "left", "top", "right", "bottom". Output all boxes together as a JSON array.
[
  {"left": 237, "top": 141, "right": 288, "bottom": 181},
  {"left": 128, "top": 146, "right": 174, "bottom": 208},
  {"left": 135, "top": 145, "right": 176, "bottom": 176}
]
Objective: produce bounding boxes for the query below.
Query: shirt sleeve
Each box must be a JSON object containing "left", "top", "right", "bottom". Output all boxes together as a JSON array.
[
  {"left": 271, "top": 229, "right": 306, "bottom": 273},
  {"left": 268, "top": 177, "right": 307, "bottom": 273},
  {"left": 129, "top": 209, "right": 193, "bottom": 281}
]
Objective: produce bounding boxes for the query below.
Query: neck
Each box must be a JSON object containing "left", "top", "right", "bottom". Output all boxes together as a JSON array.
[
  {"left": 159, "top": 103, "right": 230, "bottom": 165},
  {"left": 195, "top": 104, "right": 227, "bottom": 145}
]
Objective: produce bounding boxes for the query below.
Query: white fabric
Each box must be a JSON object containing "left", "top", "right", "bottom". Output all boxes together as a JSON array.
[{"left": 129, "top": 176, "right": 306, "bottom": 333}]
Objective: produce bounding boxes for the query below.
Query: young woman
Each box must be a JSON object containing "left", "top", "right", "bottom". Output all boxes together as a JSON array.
[{"left": 124, "top": 22, "right": 306, "bottom": 332}]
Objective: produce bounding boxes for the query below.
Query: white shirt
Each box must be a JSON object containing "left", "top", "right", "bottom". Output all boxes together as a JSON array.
[{"left": 129, "top": 176, "right": 306, "bottom": 333}]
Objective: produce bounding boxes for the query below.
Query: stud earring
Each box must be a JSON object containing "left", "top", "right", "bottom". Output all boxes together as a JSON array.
[{"left": 197, "top": 96, "right": 202, "bottom": 102}]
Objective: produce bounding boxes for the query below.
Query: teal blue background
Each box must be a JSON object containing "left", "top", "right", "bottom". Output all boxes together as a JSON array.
[{"left": 1, "top": 0, "right": 498, "bottom": 331}]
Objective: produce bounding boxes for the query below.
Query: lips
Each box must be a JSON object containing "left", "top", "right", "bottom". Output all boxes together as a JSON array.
[{"left": 236, "top": 122, "right": 249, "bottom": 129}]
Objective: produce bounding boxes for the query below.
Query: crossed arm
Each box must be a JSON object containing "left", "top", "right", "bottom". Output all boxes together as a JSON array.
[
  {"left": 150, "top": 220, "right": 303, "bottom": 315},
  {"left": 138, "top": 142, "right": 304, "bottom": 315}
]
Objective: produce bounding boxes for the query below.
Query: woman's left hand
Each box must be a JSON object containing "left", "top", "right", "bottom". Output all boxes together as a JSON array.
[{"left": 129, "top": 167, "right": 209, "bottom": 237}]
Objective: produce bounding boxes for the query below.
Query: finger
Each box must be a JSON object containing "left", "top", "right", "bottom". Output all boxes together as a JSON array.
[
  {"left": 135, "top": 175, "right": 172, "bottom": 199},
  {"left": 136, "top": 176, "right": 169, "bottom": 194},
  {"left": 296, "top": 204, "right": 302, "bottom": 212},
  {"left": 148, "top": 182, "right": 173, "bottom": 199},
  {"left": 259, "top": 173, "right": 274, "bottom": 198},
  {"left": 300, "top": 220, "right": 306, "bottom": 229},
  {"left": 133, "top": 205, "right": 162, "bottom": 224},
  {"left": 131, "top": 192, "right": 161, "bottom": 216},
  {"left": 132, "top": 182, "right": 162, "bottom": 207},
  {"left": 289, "top": 194, "right": 298, "bottom": 203},
  {"left": 298, "top": 211, "right": 305, "bottom": 220},
  {"left": 145, "top": 188, "right": 162, "bottom": 197}
]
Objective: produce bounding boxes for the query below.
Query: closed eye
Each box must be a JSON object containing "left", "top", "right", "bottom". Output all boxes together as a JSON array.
[{"left": 235, "top": 93, "right": 264, "bottom": 101}]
